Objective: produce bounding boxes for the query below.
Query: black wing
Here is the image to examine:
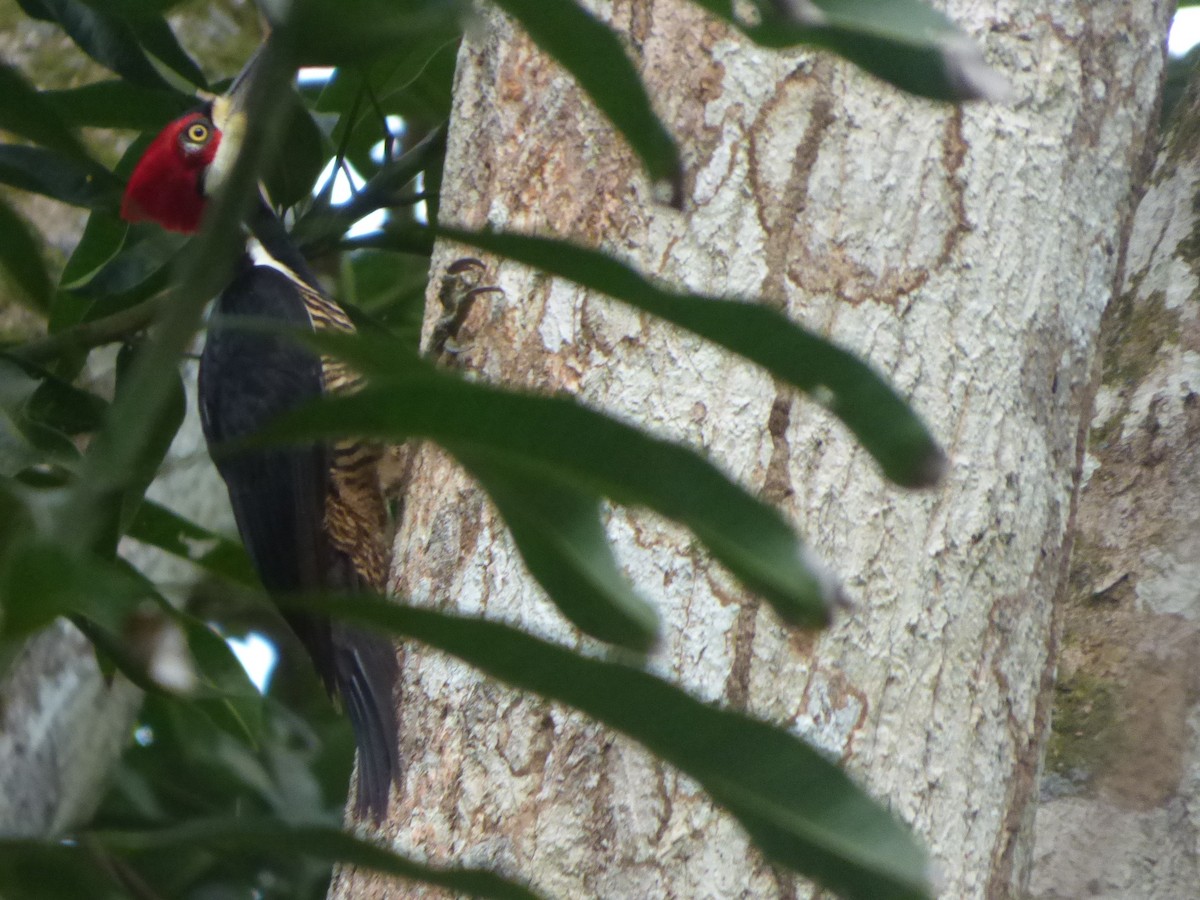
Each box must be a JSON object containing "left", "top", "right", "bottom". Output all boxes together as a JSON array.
[
  {"left": 200, "top": 263, "right": 398, "bottom": 818},
  {"left": 200, "top": 263, "right": 329, "bottom": 596}
]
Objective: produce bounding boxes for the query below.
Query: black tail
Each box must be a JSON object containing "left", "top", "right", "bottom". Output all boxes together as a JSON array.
[{"left": 333, "top": 625, "right": 400, "bottom": 820}]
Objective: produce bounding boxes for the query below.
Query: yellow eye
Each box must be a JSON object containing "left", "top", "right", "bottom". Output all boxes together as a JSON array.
[{"left": 186, "top": 122, "right": 210, "bottom": 144}]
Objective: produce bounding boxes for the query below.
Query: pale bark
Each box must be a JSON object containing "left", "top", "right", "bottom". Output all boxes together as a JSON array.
[
  {"left": 1029, "top": 67, "right": 1200, "bottom": 900},
  {"left": 0, "top": 365, "right": 230, "bottom": 836},
  {"left": 337, "top": 2, "right": 1170, "bottom": 897},
  {"left": 0, "top": 622, "right": 141, "bottom": 836}
]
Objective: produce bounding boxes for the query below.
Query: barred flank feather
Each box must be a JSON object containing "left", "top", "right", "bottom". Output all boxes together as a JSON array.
[{"left": 202, "top": 230, "right": 400, "bottom": 821}]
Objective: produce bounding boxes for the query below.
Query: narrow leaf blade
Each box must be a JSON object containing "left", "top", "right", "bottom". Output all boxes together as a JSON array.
[
  {"left": 0, "top": 63, "right": 92, "bottom": 162},
  {"left": 461, "top": 451, "right": 659, "bottom": 650},
  {"left": 258, "top": 359, "right": 837, "bottom": 628},
  {"left": 0, "top": 144, "right": 123, "bottom": 211},
  {"left": 58, "top": 213, "right": 128, "bottom": 292},
  {"left": 0, "top": 841, "right": 125, "bottom": 900},
  {"left": 45, "top": 80, "right": 193, "bottom": 130},
  {"left": 688, "top": 0, "right": 1008, "bottom": 101},
  {"left": 120, "top": 6, "right": 208, "bottom": 88},
  {"left": 290, "top": 595, "right": 933, "bottom": 900},
  {"left": 0, "top": 197, "right": 52, "bottom": 312},
  {"left": 126, "top": 500, "right": 258, "bottom": 588},
  {"left": 24, "top": 0, "right": 171, "bottom": 88},
  {"left": 286, "top": 0, "right": 464, "bottom": 66},
  {"left": 92, "top": 817, "right": 541, "bottom": 900},
  {"left": 436, "top": 227, "right": 945, "bottom": 488}
]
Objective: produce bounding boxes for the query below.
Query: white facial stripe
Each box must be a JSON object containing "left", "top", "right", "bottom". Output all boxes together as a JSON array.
[
  {"left": 205, "top": 94, "right": 244, "bottom": 197},
  {"left": 248, "top": 237, "right": 305, "bottom": 284}
]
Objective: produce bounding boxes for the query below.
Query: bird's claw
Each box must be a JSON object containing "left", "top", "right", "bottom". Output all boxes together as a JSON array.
[{"left": 430, "top": 257, "right": 503, "bottom": 360}]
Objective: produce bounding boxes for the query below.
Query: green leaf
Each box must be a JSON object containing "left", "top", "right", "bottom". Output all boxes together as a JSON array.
[
  {"left": 34, "top": 334, "right": 188, "bottom": 561},
  {"left": 44, "top": 80, "right": 193, "bottom": 130},
  {"left": 437, "top": 227, "right": 945, "bottom": 488},
  {"left": 375, "top": 41, "right": 460, "bottom": 132},
  {"left": 292, "top": 594, "right": 932, "bottom": 900},
  {"left": 58, "top": 213, "right": 128, "bottom": 293},
  {"left": 126, "top": 500, "right": 258, "bottom": 588},
  {"left": 70, "top": 612, "right": 172, "bottom": 692},
  {"left": 314, "top": 32, "right": 461, "bottom": 146},
  {"left": 0, "top": 417, "right": 43, "bottom": 481},
  {"left": 65, "top": 224, "right": 184, "bottom": 303},
  {"left": 256, "top": 352, "right": 836, "bottom": 628},
  {"left": 461, "top": 451, "right": 659, "bottom": 650},
  {"left": 375, "top": 36, "right": 462, "bottom": 111},
  {"left": 0, "top": 197, "right": 52, "bottom": 313},
  {"left": 0, "top": 840, "right": 127, "bottom": 900},
  {"left": 0, "top": 472, "right": 27, "bottom": 520},
  {"left": 0, "top": 360, "right": 50, "bottom": 478},
  {"left": 491, "top": 0, "right": 682, "bottom": 205},
  {"left": 0, "top": 144, "right": 123, "bottom": 211},
  {"left": 0, "top": 358, "right": 80, "bottom": 478},
  {"left": 17, "top": 0, "right": 171, "bottom": 89},
  {"left": 11, "top": 551, "right": 248, "bottom": 725},
  {"left": 112, "top": 340, "right": 187, "bottom": 534},
  {"left": 106, "top": 0, "right": 208, "bottom": 88},
  {"left": 127, "top": 694, "right": 282, "bottom": 808},
  {"left": 19, "top": 360, "right": 108, "bottom": 434},
  {"left": 0, "top": 63, "right": 92, "bottom": 162},
  {"left": 262, "top": 95, "right": 328, "bottom": 210},
  {"left": 338, "top": 248, "right": 429, "bottom": 346},
  {"left": 92, "top": 816, "right": 542, "bottom": 899},
  {"left": 177, "top": 612, "right": 265, "bottom": 743},
  {"left": 311, "top": 39, "right": 457, "bottom": 184},
  {"left": 687, "top": 0, "right": 1008, "bottom": 102},
  {"left": 293, "top": 126, "right": 447, "bottom": 257},
  {"left": 285, "top": 0, "right": 465, "bottom": 66},
  {"left": 0, "top": 538, "right": 147, "bottom": 641},
  {"left": 50, "top": 145, "right": 180, "bottom": 342},
  {"left": 56, "top": 137, "right": 153, "bottom": 302},
  {"left": 314, "top": 33, "right": 459, "bottom": 114}
]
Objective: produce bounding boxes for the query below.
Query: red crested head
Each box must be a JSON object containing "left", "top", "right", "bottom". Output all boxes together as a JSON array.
[{"left": 121, "top": 110, "right": 221, "bottom": 234}]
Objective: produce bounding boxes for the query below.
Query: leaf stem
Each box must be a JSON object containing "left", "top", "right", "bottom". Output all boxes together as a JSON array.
[{"left": 8, "top": 296, "right": 164, "bottom": 364}]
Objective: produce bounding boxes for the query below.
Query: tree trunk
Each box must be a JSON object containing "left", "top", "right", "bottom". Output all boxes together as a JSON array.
[
  {"left": 0, "top": 622, "right": 141, "bottom": 836},
  {"left": 335, "top": 2, "right": 1170, "bottom": 896},
  {"left": 1029, "top": 61, "right": 1200, "bottom": 900},
  {"left": 0, "top": 369, "right": 231, "bottom": 836}
]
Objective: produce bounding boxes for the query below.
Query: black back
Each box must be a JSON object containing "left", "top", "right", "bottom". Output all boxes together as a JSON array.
[
  {"left": 199, "top": 260, "right": 399, "bottom": 819},
  {"left": 200, "top": 262, "right": 328, "bottom": 595}
]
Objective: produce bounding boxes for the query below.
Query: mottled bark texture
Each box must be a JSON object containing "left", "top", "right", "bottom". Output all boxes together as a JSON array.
[
  {"left": 336, "top": 2, "right": 1170, "bottom": 897},
  {"left": 0, "top": 363, "right": 230, "bottom": 838},
  {"left": 0, "top": 622, "right": 141, "bottom": 835},
  {"left": 1029, "top": 61, "right": 1200, "bottom": 900}
]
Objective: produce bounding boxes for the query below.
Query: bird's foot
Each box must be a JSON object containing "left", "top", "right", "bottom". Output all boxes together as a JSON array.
[{"left": 430, "top": 257, "right": 503, "bottom": 360}]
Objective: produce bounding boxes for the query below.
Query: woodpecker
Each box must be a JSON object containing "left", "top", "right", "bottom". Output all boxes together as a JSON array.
[{"left": 120, "top": 60, "right": 399, "bottom": 819}]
